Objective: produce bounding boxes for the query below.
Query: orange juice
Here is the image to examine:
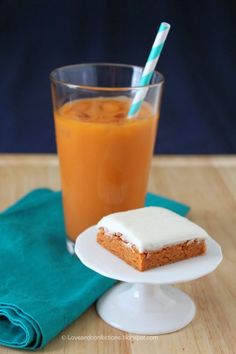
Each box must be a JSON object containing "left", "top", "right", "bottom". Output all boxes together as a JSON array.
[{"left": 54, "top": 97, "right": 158, "bottom": 241}]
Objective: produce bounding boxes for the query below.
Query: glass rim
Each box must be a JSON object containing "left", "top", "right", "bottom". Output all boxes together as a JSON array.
[{"left": 49, "top": 62, "right": 165, "bottom": 91}]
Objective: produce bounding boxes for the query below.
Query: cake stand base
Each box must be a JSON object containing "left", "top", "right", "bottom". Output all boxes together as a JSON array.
[{"left": 97, "top": 282, "right": 195, "bottom": 335}]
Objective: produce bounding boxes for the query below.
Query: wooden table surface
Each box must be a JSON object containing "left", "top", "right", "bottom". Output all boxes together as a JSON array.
[{"left": 0, "top": 155, "right": 235, "bottom": 354}]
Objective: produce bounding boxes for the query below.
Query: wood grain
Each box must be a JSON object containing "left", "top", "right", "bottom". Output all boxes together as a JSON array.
[{"left": 0, "top": 155, "right": 235, "bottom": 354}]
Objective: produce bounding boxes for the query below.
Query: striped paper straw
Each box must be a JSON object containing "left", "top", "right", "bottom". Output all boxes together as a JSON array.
[{"left": 128, "top": 22, "right": 171, "bottom": 118}]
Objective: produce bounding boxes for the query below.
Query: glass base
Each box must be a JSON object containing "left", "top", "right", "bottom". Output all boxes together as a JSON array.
[{"left": 66, "top": 238, "right": 75, "bottom": 255}]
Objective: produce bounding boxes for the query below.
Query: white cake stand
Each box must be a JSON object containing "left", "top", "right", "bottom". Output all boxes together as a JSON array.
[{"left": 75, "top": 226, "right": 222, "bottom": 335}]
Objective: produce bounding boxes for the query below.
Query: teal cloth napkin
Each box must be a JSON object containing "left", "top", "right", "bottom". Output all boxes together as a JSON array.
[{"left": 0, "top": 189, "right": 189, "bottom": 350}]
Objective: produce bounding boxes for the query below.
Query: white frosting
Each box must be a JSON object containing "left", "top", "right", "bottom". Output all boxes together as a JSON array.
[{"left": 97, "top": 207, "right": 209, "bottom": 252}]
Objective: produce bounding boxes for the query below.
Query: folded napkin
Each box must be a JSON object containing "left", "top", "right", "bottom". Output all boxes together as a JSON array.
[{"left": 0, "top": 189, "right": 189, "bottom": 350}]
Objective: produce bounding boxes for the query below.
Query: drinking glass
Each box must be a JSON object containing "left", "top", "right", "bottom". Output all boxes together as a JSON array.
[{"left": 50, "top": 63, "right": 164, "bottom": 253}]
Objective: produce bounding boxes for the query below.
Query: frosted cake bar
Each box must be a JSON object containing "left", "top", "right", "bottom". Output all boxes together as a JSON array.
[{"left": 97, "top": 207, "right": 208, "bottom": 271}]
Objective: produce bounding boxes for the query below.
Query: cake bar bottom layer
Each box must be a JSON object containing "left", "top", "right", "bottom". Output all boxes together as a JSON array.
[{"left": 97, "top": 231, "right": 206, "bottom": 271}]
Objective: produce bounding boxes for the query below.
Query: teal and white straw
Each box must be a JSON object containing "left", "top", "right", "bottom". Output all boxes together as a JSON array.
[{"left": 128, "top": 22, "right": 171, "bottom": 118}]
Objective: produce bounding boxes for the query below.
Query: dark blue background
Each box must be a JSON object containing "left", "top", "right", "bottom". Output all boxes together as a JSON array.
[{"left": 0, "top": 0, "right": 235, "bottom": 153}]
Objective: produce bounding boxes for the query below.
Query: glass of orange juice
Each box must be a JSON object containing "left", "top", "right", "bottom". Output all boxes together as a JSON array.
[{"left": 50, "top": 63, "right": 164, "bottom": 253}]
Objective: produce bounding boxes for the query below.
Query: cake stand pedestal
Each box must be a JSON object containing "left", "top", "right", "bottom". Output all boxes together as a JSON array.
[{"left": 75, "top": 226, "right": 222, "bottom": 335}]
